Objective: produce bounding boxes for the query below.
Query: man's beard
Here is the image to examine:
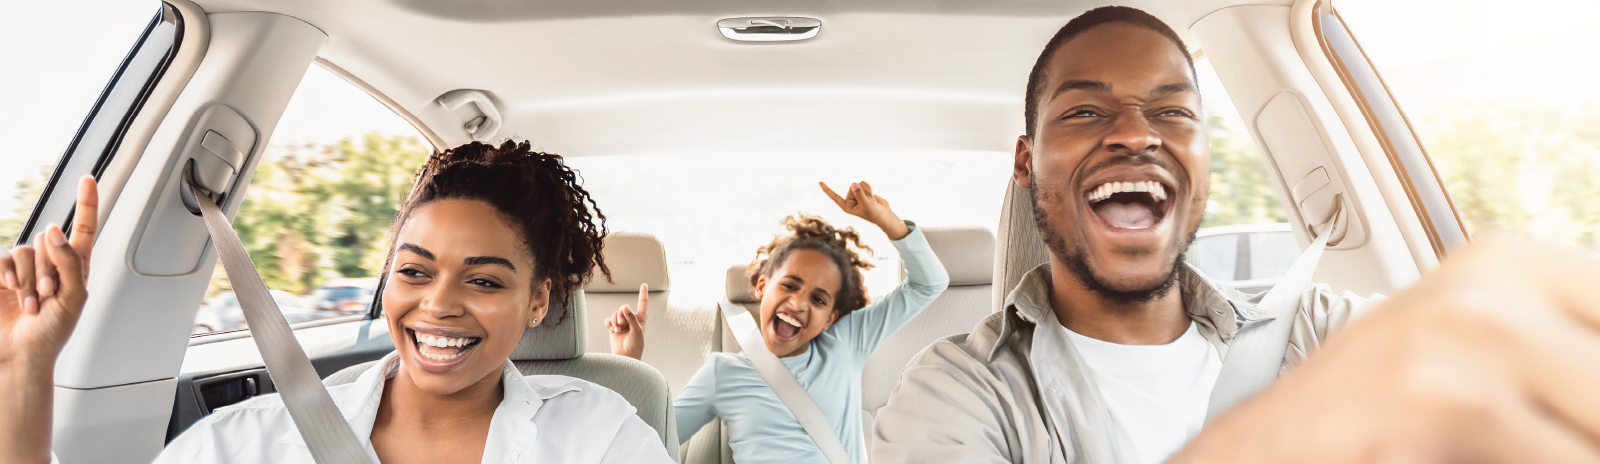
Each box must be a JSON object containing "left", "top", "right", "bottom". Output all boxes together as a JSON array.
[{"left": 1028, "top": 183, "right": 1195, "bottom": 305}]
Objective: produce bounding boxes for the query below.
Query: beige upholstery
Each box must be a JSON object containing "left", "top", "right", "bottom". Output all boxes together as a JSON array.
[
  {"left": 858, "top": 227, "right": 996, "bottom": 454},
  {"left": 586, "top": 232, "right": 672, "bottom": 293},
  {"left": 324, "top": 289, "right": 681, "bottom": 460},
  {"left": 716, "top": 264, "right": 762, "bottom": 354},
  {"left": 994, "top": 179, "right": 1051, "bottom": 313},
  {"left": 510, "top": 289, "right": 588, "bottom": 360},
  {"left": 582, "top": 232, "right": 718, "bottom": 399}
]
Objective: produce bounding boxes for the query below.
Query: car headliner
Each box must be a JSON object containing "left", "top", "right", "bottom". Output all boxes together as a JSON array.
[{"left": 189, "top": 0, "right": 1287, "bottom": 157}]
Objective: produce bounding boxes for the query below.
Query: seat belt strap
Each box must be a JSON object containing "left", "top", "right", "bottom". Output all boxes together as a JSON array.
[
  {"left": 719, "top": 296, "right": 854, "bottom": 464},
  {"left": 189, "top": 182, "right": 373, "bottom": 464},
  {"left": 1205, "top": 231, "right": 1330, "bottom": 421}
]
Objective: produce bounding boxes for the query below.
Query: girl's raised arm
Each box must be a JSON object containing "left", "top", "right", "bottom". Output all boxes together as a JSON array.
[{"left": 820, "top": 181, "right": 910, "bottom": 240}]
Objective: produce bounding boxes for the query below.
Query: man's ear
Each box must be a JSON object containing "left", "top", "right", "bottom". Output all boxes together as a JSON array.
[
  {"left": 1014, "top": 136, "right": 1036, "bottom": 189},
  {"left": 527, "top": 278, "right": 552, "bottom": 328},
  {"left": 752, "top": 276, "right": 767, "bottom": 300}
]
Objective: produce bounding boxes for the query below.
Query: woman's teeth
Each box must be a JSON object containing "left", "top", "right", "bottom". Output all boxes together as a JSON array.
[
  {"left": 413, "top": 331, "right": 480, "bottom": 361},
  {"left": 776, "top": 312, "right": 803, "bottom": 328},
  {"left": 1087, "top": 180, "right": 1167, "bottom": 203},
  {"left": 417, "top": 333, "right": 477, "bottom": 347},
  {"left": 420, "top": 348, "right": 472, "bottom": 361}
]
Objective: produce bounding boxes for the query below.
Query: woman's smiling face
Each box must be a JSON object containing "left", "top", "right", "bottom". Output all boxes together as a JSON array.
[{"left": 383, "top": 199, "right": 550, "bottom": 395}]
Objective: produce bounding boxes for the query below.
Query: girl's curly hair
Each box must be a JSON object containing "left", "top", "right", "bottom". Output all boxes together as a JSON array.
[
  {"left": 384, "top": 140, "right": 611, "bottom": 326},
  {"left": 747, "top": 215, "right": 875, "bottom": 318}
]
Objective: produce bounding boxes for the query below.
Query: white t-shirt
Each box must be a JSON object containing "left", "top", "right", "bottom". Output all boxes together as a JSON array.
[{"left": 1062, "top": 321, "right": 1222, "bottom": 464}]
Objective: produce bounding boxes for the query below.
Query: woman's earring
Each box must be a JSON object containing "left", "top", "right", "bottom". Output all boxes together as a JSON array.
[{"left": 531, "top": 318, "right": 538, "bottom": 324}]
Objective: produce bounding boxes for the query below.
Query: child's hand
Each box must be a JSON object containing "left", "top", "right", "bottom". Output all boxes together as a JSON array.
[
  {"left": 821, "top": 181, "right": 910, "bottom": 240},
  {"left": 605, "top": 283, "right": 649, "bottom": 360}
]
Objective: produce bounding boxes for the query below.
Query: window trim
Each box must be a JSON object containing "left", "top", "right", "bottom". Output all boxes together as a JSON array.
[
  {"left": 15, "top": 3, "right": 185, "bottom": 246},
  {"left": 1310, "top": 1, "right": 1470, "bottom": 255}
]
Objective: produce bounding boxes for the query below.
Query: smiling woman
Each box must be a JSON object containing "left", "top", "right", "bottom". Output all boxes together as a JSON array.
[{"left": 0, "top": 141, "right": 677, "bottom": 463}]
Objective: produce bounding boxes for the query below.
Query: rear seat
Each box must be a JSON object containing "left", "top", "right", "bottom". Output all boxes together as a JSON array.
[
  {"left": 859, "top": 226, "right": 995, "bottom": 452},
  {"left": 583, "top": 232, "right": 718, "bottom": 397},
  {"left": 682, "top": 227, "right": 996, "bottom": 462}
]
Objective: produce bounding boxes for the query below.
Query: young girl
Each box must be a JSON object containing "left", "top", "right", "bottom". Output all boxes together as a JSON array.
[
  {"left": 0, "top": 141, "right": 675, "bottom": 463},
  {"left": 606, "top": 181, "right": 950, "bottom": 463}
]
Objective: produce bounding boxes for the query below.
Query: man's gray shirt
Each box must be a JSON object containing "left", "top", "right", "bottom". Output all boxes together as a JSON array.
[{"left": 870, "top": 263, "right": 1377, "bottom": 463}]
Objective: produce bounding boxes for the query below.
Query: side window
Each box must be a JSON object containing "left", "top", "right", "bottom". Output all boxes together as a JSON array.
[
  {"left": 192, "top": 64, "right": 431, "bottom": 336},
  {"left": 1339, "top": 0, "right": 1600, "bottom": 246},
  {"left": 0, "top": 4, "right": 161, "bottom": 244},
  {"left": 1185, "top": 58, "right": 1295, "bottom": 285}
]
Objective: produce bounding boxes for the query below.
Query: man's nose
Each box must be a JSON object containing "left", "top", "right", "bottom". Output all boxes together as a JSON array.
[{"left": 1104, "top": 110, "right": 1162, "bottom": 155}]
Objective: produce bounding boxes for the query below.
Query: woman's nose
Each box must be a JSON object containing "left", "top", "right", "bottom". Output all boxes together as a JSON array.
[{"left": 419, "top": 283, "right": 465, "bottom": 318}]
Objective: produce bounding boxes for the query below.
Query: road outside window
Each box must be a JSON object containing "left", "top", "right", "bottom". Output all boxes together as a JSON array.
[{"left": 1340, "top": 0, "right": 1600, "bottom": 247}]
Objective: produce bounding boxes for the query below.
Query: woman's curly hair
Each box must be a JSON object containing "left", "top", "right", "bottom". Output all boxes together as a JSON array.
[
  {"left": 747, "top": 215, "right": 875, "bottom": 318},
  {"left": 384, "top": 140, "right": 610, "bottom": 326}
]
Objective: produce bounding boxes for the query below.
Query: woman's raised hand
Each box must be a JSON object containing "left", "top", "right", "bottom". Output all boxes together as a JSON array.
[
  {"left": 1, "top": 176, "right": 96, "bottom": 464},
  {"left": 605, "top": 283, "right": 649, "bottom": 360},
  {"left": 820, "top": 181, "right": 910, "bottom": 240},
  {"left": 0, "top": 176, "right": 98, "bottom": 369}
]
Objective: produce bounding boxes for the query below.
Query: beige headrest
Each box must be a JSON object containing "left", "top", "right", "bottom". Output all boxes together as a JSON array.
[
  {"left": 510, "top": 289, "right": 586, "bottom": 361},
  {"left": 587, "top": 232, "right": 670, "bottom": 293},
  {"left": 993, "top": 180, "right": 1050, "bottom": 312},
  {"left": 725, "top": 264, "right": 759, "bottom": 303},
  {"left": 923, "top": 227, "right": 996, "bottom": 286}
]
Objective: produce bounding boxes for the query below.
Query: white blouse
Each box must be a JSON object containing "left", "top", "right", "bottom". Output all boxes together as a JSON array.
[{"left": 55, "top": 351, "right": 675, "bottom": 463}]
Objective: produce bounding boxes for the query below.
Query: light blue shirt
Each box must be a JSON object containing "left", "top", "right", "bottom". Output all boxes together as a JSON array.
[{"left": 673, "top": 224, "right": 949, "bottom": 464}]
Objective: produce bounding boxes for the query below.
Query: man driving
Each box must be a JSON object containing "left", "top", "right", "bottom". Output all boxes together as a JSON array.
[{"left": 872, "top": 6, "right": 1600, "bottom": 464}]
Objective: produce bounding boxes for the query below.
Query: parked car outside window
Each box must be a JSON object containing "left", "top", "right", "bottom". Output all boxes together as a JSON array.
[
  {"left": 1185, "top": 223, "right": 1299, "bottom": 294},
  {"left": 310, "top": 277, "right": 378, "bottom": 314}
]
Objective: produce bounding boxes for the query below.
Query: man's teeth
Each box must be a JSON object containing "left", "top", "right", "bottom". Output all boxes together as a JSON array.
[
  {"left": 776, "top": 312, "right": 802, "bottom": 327},
  {"left": 416, "top": 332, "right": 478, "bottom": 348},
  {"left": 1087, "top": 180, "right": 1167, "bottom": 203}
]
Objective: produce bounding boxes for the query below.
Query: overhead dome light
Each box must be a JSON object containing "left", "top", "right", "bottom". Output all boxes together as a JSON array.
[{"left": 717, "top": 17, "right": 821, "bottom": 42}]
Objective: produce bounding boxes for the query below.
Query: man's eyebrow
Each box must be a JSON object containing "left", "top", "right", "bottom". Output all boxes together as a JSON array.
[
  {"left": 1149, "top": 82, "right": 1196, "bottom": 99},
  {"left": 1050, "top": 80, "right": 1112, "bottom": 101},
  {"left": 398, "top": 243, "right": 434, "bottom": 261},
  {"left": 465, "top": 256, "right": 517, "bottom": 273}
]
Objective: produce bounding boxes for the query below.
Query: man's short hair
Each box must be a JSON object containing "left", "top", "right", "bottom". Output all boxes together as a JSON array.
[{"left": 1023, "top": 6, "right": 1197, "bottom": 139}]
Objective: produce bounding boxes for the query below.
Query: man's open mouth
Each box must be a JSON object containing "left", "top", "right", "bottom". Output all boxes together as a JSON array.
[
  {"left": 1086, "top": 180, "right": 1172, "bottom": 230},
  {"left": 770, "top": 310, "right": 803, "bottom": 343},
  {"left": 408, "top": 328, "right": 483, "bottom": 363}
]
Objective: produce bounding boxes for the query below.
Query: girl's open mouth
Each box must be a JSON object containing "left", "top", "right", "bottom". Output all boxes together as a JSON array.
[
  {"left": 408, "top": 328, "right": 483, "bottom": 372},
  {"left": 770, "top": 310, "right": 803, "bottom": 343}
]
